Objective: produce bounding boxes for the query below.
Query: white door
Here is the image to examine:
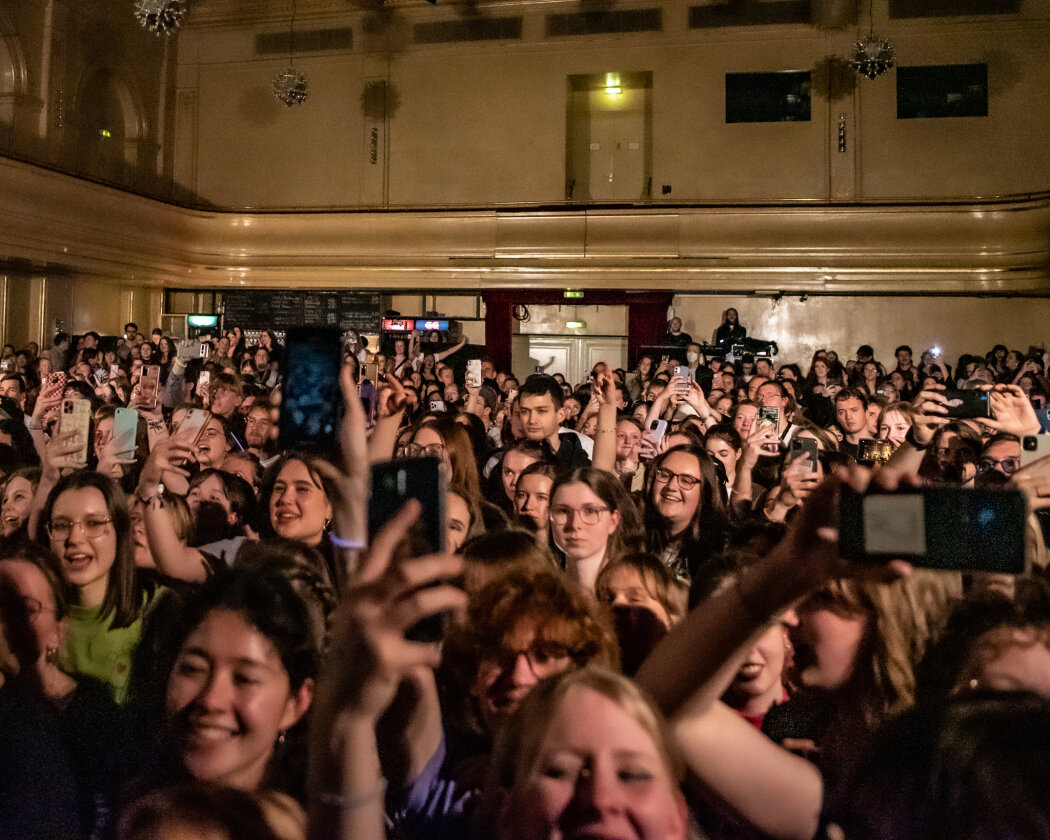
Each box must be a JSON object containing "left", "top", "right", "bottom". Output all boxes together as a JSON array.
[{"left": 511, "top": 335, "right": 627, "bottom": 387}]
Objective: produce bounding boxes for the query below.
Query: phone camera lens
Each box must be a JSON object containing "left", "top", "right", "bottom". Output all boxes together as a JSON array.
[{"left": 1025, "top": 437, "right": 1039, "bottom": 451}]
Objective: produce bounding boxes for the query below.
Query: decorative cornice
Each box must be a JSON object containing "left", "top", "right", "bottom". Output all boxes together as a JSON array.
[{"left": 0, "top": 156, "right": 1046, "bottom": 293}]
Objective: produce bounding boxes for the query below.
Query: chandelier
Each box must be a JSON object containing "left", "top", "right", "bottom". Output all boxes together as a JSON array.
[
  {"left": 273, "top": 0, "right": 308, "bottom": 107},
  {"left": 273, "top": 68, "right": 308, "bottom": 107},
  {"left": 135, "top": 0, "right": 188, "bottom": 35},
  {"left": 849, "top": 0, "right": 896, "bottom": 80}
]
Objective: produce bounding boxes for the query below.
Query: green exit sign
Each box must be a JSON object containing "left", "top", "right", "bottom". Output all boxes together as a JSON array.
[{"left": 563, "top": 289, "right": 584, "bottom": 299}]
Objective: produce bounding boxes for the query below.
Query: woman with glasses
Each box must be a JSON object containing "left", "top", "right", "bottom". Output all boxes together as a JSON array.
[
  {"left": 0, "top": 542, "right": 126, "bottom": 839},
  {"left": 643, "top": 443, "right": 732, "bottom": 585},
  {"left": 407, "top": 415, "right": 482, "bottom": 502},
  {"left": 548, "top": 467, "right": 643, "bottom": 592},
  {"left": 37, "top": 471, "right": 157, "bottom": 700}
]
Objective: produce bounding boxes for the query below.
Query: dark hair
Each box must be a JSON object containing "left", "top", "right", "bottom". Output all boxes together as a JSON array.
[
  {"left": 895, "top": 345, "right": 912, "bottom": 357},
  {"left": 0, "top": 541, "right": 69, "bottom": 620},
  {"left": 119, "top": 781, "right": 282, "bottom": 840},
  {"left": 550, "top": 467, "right": 645, "bottom": 564},
  {"left": 834, "top": 387, "right": 869, "bottom": 408},
  {"left": 704, "top": 422, "right": 742, "bottom": 451},
  {"left": 519, "top": 374, "right": 564, "bottom": 410},
  {"left": 0, "top": 373, "right": 25, "bottom": 394},
  {"left": 39, "top": 471, "right": 147, "bottom": 628},
  {"left": 643, "top": 444, "right": 731, "bottom": 581},
  {"left": 835, "top": 692, "right": 1050, "bottom": 840}
]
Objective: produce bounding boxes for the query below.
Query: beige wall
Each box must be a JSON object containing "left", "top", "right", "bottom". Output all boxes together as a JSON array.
[
  {"left": 672, "top": 294, "right": 1050, "bottom": 370},
  {"left": 176, "top": 2, "right": 1050, "bottom": 209}
]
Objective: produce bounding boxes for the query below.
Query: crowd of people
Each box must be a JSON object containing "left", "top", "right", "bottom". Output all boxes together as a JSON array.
[{"left": 2, "top": 314, "right": 1050, "bottom": 840}]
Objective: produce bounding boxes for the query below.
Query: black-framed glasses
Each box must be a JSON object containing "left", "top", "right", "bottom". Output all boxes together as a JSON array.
[
  {"left": 47, "top": 517, "right": 112, "bottom": 540},
  {"left": 477, "top": 641, "right": 579, "bottom": 678},
  {"left": 406, "top": 443, "right": 445, "bottom": 458},
  {"left": 978, "top": 456, "right": 1020, "bottom": 476},
  {"left": 653, "top": 467, "right": 701, "bottom": 490},
  {"left": 550, "top": 505, "right": 610, "bottom": 526}
]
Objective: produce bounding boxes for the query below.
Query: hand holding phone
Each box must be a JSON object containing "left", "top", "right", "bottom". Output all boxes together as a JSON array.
[
  {"left": 466, "top": 359, "right": 482, "bottom": 389},
  {"left": 368, "top": 458, "right": 448, "bottom": 643},
  {"left": 840, "top": 485, "right": 1027, "bottom": 573}
]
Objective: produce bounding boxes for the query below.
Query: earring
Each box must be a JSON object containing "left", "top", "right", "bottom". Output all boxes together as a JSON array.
[
  {"left": 323, "top": 518, "right": 331, "bottom": 530},
  {"left": 276, "top": 730, "right": 287, "bottom": 747},
  {"left": 45, "top": 646, "right": 58, "bottom": 664}
]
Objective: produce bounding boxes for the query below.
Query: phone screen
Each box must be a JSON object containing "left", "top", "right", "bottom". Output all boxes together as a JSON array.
[
  {"left": 839, "top": 487, "right": 1026, "bottom": 573},
  {"left": 368, "top": 457, "right": 448, "bottom": 643},
  {"left": 278, "top": 327, "right": 343, "bottom": 453}
]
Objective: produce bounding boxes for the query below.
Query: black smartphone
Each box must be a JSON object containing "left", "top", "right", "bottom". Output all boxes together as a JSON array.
[
  {"left": 359, "top": 381, "right": 375, "bottom": 427},
  {"left": 278, "top": 327, "right": 343, "bottom": 453},
  {"left": 368, "top": 457, "right": 448, "bottom": 643},
  {"left": 839, "top": 486, "right": 1027, "bottom": 574},
  {"left": 943, "top": 390, "right": 991, "bottom": 419},
  {"left": 790, "top": 436, "right": 819, "bottom": 473}
]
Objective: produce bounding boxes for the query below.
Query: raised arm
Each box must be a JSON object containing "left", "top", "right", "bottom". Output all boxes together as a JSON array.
[
  {"left": 636, "top": 472, "right": 910, "bottom": 840},
  {"left": 137, "top": 435, "right": 209, "bottom": 583},
  {"left": 307, "top": 502, "right": 466, "bottom": 840},
  {"left": 590, "top": 370, "right": 619, "bottom": 473},
  {"left": 434, "top": 337, "right": 467, "bottom": 364},
  {"left": 367, "top": 375, "right": 408, "bottom": 465}
]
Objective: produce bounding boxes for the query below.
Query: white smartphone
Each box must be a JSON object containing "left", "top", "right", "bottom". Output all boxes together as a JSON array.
[{"left": 466, "top": 359, "right": 482, "bottom": 389}]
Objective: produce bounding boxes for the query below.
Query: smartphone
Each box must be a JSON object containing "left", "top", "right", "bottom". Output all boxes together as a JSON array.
[
  {"left": 1021, "top": 434, "right": 1050, "bottom": 468},
  {"left": 199, "top": 343, "right": 211, "bottom": 358},
  {"left": 648, "top": 418, "right": 667, "bottom": 445},
  {"left": 44, "top": 372, "right": 67, "bottom": 399},
  {"left": 93, "top": 369, "right": 107, "bottom": 385},
  {"left": 943, "top": 390, "right": 990, "bottom": 419},
  {"left": 858, "top": 438, "right": 893, "bottom": 464},
  {"left": 368, "top": 457, "right": 448, "bottom": 643},
  {"left": 363, "top": 361, "right": 380, "bottom": 383},
  {"left": 139, "top": 365, "right": 161, "bottom": 410},
  {"left": 429, "top": 399, "right": 446, "bottom": 412},
  {"left": 790, "top": 436, "right": 819, "bottom": 473},
  {"left": 176, "top": 408, "right": 211, "bottom": 446},
  {"left": 112, "top": 407, "right": 138, "bottom": 460},
  {"left": 466, "top": 359, "right": 482, "bottom": 389},
  {"left": 278, "top": 327, "right": 343, "bottom": 453},
  {"left": 758, "top": 406, "right": 780, "bottom": 427},
  {"left": 109, "top": 364, "right": 120, "bottom": 379},
  {"left": 672, "top": 366, "right": 693, "bottom": 395},
  {"left": 197, "top": 370, "right": 211, "bottom": 397},
  {"left": 359, "top": 381, "right": 375, "bottom": 427},
  {"left": 58, "top": 398, "right": 91, "bottom": 466},
  {"left": 839, "top": 487, "right": 1027, "bottom": 573}
]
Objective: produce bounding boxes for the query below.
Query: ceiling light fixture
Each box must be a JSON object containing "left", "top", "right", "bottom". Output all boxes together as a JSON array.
[
  {"left": 273, "top": 0, "right": 308, "bottom": 107},
  {"left": 850, "top": 0, "right": 896, "bottom": 80},
  {"left": 135, "top": 0, "right": 188, "bottom": 35}
]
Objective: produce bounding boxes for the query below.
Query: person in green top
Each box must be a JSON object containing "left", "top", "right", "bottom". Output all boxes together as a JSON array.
[{"left": 40, "top": 471, "right": 156, "bottom": 701}]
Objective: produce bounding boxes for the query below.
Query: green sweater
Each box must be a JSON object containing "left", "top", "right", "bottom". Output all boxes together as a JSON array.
[{"left": 59, "top": 602, "right": 145, "bottom": 703}]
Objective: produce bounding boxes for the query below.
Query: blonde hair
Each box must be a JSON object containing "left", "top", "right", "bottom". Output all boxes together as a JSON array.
[
  {"left": 492, "top": 664, "right": 684, "bottom": 791},
  {"left": 816, "top": 570, "right": 961, "bottom": 719}
]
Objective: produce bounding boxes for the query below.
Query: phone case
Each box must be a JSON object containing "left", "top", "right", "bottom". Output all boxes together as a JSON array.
[
  {"left": 58, "top": 398, "right": 91, "bottom": 467},
  {"left": 176, "top": 409, "right": 211, "bottom": 445},
  {"left": 112, "top": 408, "right": 139, "bottom": 459},
  {"left": 139, "top": 366, "right": 161, "bottom": 410}
]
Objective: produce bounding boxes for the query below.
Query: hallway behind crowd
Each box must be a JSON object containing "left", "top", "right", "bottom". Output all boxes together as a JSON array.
[{"left": 3, "top": 309, "right": 1050, "bottom": 840}]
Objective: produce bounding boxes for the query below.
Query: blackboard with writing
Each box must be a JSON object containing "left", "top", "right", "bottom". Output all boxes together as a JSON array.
[{"left": 222, "top": 291, "right": 381, "bottom": 333}]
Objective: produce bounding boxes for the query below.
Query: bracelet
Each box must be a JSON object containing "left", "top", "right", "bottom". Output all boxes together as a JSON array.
[
  {"left": 27, "top": 420, "right": 43, "bottom": 431},
  {"left": 904, "top": 427, "right": 929, "bottom": 452},
  {"left": 312, "top": 780, "right": 387, "bottom": 810},
  {"left": 330, "top": 532, "right": 366, "bottom": 550},
  {"left": 733, "top": 570, "right": 773, "bottom": 626}
]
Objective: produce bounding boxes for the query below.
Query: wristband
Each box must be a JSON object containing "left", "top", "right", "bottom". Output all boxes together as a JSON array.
[
  {"left": 904, "top": 427, "right": 929, "bottom": 451},
  {"left": 312, "top": 780, "right": 387, "bottom": 810},
  {"left": 330, "top": 532, "right": 366, "bottom": 550}
]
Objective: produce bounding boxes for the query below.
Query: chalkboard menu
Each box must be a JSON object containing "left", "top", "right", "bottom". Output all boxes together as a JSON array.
[{"left": 222, "top": 291, "right": 381, "bottom": 333}]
